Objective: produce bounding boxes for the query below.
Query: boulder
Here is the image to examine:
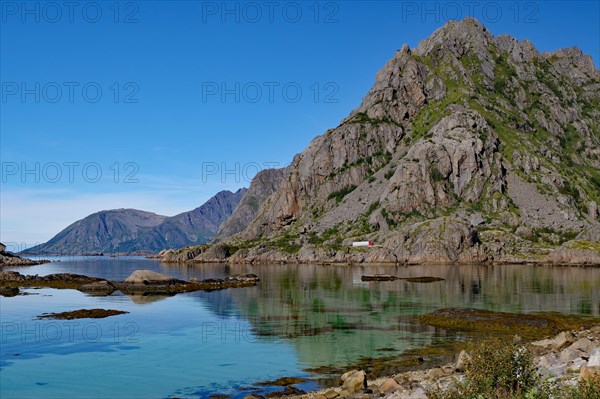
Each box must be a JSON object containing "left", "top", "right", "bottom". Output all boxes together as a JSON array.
[
  {"left": 455, "top": 350, "right": 472, "bottom": 372},
  {"left": 551, "top": 331, "right": 576, "bottom": 351},
  {"left": 378, "top": 378, "right": 400, "bottom": 393},
  {"left": 559, "top": 349, "right": 581, "bottom": 363},
  {"left": 78, "top": 280, "right": 116, "bottom": 294},
  {"left": 515, "top": 226, "right": 533, "bottom": 237},
  {"left": 340, "top": 370, "right": 366, "bottom": 393},
  {"left": 588, "top": 349, "right": 600, "bottom": 367},
  {"left": 0, "top": 286, "right": 19, "bottom": 297},
  {"left": 0, "top": 271, "right": 26, "bottom": 282},
  {"left": 567, "top": 338, "right": 595, "bottom": 354},
  {"left": 124, "top": 270, "right": 178, "bottom": 284}
]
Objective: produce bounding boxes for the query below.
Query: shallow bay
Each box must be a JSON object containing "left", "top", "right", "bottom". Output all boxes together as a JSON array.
[{"left": 1, "top": 257, "right": 599, "bottom": 398}]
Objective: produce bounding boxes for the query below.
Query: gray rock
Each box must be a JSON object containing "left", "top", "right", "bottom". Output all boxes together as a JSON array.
[
  {"left": 552, "top": 331, "right": 577, "bottom": 351},
  {"left": 567, "top": 338, "right": 595, "bottom": 354},
  {"left": 515, "top": 226, "right": 533, "bottom": 237},
  {"left": 455, "top": 350, "right": 471, "bottom": 372},
  {"left": 588, "top": 349, "right": 600, "bottom": 367},
  {"left": 124, "top": 270, "right": 178, "bottom": 284},
  {"left": 341, "top": 370, "right": 367, "bottom": 393}
]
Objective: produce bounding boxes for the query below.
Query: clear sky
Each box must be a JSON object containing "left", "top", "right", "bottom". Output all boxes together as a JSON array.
[{"left": 1, "top": 0, "right": 599, "bottom": 249}]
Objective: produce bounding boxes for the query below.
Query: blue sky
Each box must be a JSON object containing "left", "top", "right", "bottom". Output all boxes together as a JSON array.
[{"left": 1, "top": 0, "right": 599, "bottom": 248}]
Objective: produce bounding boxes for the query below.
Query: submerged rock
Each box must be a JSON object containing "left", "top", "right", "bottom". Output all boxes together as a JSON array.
[
  {"left": 401, "top": 276, "right": 445, "bottom": 283},
  {"left": 416, "top": 308, "right": 600, "bottom": 340},
  {"left": 255, "top": 377, "right": 309, "bottom": 386},
  {"left": 265, "top": 385, "right": 305, "bottom": 398},
  {"left": 361, "top": 275, "right": 399, "bottom": 281},
  {"left": 78, "top": 280, "right": 116, "bottom": 295},
  {"left": 0, "top": 286, "right": 19, "bottom": 297},
  {"left": 37, "top": 309, "right": 128, "bottom": 320},
  {"left": 0, "top": 270, "right": 260, "bottom": 296}
]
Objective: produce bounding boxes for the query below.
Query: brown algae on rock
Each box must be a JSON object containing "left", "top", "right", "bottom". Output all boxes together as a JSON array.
[
  {"left": 255, "top": 377, "right": 310, "bottom": 386},
  {"left": 361, "top": 275, "right": 445, "bottom": 283},
  {"left": 401, "top": 276, "right": 445, "bottom": 283},
  {"left": 416, "top": 308, "right": 600, "bottom": 340},
  {"left": 37, "top": 309, "right": 129, "bottom": 320}
]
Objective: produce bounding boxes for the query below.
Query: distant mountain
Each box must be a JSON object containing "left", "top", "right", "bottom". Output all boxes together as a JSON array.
[
  {"left": 25, "top": 189, "right": 247, "bottom": 255},
  {"left": 148, "top": 188, "right": 247, "bottom": 249}
]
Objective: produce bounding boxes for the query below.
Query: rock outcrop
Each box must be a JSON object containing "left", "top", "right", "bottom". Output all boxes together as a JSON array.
[
  {"left": 0, "top": 270, "right": 260, "bottom": 296},
  {"left": 0, "top": 243, "right": 48, "bottom": 266}
]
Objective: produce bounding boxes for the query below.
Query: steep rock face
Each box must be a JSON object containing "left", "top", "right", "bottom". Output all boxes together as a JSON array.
[
  {"left": 217, "top": 169, "right": 287, "bottom": 239},
  {"left": 170, "top": 18, "right": 600, "bottom": 264},
  {"left": 382, "top": 217, "right": 485, "bottom": 263},
  {"left": 26, "top": 189, "right": 246, "bottom": 254},
  {"left": 384, "top": 108, "right": 504, "bottom": 215}
]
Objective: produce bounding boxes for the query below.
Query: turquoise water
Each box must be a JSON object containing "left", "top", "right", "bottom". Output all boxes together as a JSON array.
[{"left": 1, "top": 258, "right": 599, "bottom": 398}]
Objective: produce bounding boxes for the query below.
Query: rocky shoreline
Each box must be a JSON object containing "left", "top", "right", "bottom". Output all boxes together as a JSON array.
[
  {"left": 0, "top": 243, "right": 49, "bottom": 267},
  {"left": 0, "top": 269, "right": 260, "bottom": 296},
  {"left": 155, "top": 238, "right": 600, "bottom": 266},
  {"left": 240, "top": 327, "right": 599, "bottom": 399}
]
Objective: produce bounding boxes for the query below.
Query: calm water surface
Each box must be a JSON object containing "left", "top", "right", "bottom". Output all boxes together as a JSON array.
[{"left": 1, "top": 257, "right": 599, "bottom": 398}]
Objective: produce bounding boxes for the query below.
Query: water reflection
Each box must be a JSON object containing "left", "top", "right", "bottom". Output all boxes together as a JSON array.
[{"left": 2, "top": 259, "right": 599, "bottom": 398}]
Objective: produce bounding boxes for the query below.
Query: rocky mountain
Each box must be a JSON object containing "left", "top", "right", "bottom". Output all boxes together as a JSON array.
[
  {"left": 216, "top": 168, "right": 288, "bottom": 239},
  {"left": 149, "top": 188, "right": 247, "bottom": 249},
  {"left": 165, "top": 18, "right": 600, "bottom": 265},
  {"left": 26, "top": 189, "right": 246, "bottom": 255}
]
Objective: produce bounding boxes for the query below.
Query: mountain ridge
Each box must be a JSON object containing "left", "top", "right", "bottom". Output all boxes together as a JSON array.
[{"left": 25, "top": 189, "right": 247, "bottom": 255}]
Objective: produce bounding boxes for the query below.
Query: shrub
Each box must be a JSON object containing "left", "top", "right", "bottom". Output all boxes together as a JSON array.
[
  {"left": 367, "top": 201, "right": 380, "bottom": 215},
  {"left": 429, "top": 168, "right": 445, "bottom": 182},
  {"left": 565, "top": 373, "right": 600, "bottom": 399},
  {"left": 591, "top": 174, "right": 600, "bottom": 191},
  {"left": 327, "top": 185, "right": 357, "bottom": 204},
  {"left": 429, "top": 338, "right": 556, "bottom": 399},
  {"left": 559, "top": 181, "right": 580, "bottom": 202}
]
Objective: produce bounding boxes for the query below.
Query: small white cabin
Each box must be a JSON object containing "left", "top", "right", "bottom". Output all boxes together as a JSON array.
[{"left": 352, "top": 241, "right": 373, "bottom": 247}]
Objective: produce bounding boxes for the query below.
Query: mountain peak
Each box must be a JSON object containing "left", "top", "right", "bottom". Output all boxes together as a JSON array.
[
  {"left": 415, "top": 17, "right": 493, "bottom": 57},
  {"left": 204, "top": 19, "right": 600, "bottom": 265}
]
